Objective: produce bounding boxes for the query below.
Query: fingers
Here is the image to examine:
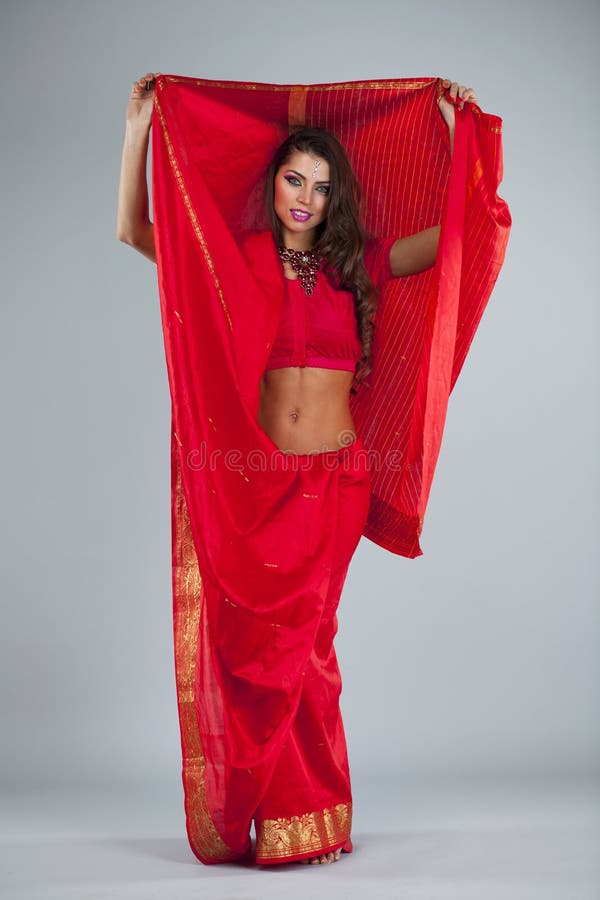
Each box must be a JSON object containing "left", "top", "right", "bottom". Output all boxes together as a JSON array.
[
  {"left": 458, "top": 84, "right": 477, "bottom": 104},
  {"left": 131, "top": 73, "right": 159, "bottom": 95},
  {"left": 441, "top": 79, "right": 478, "bottom": 110}
]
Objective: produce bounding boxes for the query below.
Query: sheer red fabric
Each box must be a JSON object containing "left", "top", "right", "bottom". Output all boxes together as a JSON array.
[{"left": 150, "top": 74, "right": 511, "bottom": 865}]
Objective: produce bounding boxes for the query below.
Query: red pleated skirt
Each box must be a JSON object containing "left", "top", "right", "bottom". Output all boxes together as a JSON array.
[
  {"left": 172, "top": 434, "right": 372, "bottom": 865},
  {"left": 253, "top": 435, "right": 372, "bottom": 864}
]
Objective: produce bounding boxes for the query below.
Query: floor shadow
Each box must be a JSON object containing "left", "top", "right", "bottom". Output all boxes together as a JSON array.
[{"left": 102, "top": 837, "right": 204, "bottom": 866}]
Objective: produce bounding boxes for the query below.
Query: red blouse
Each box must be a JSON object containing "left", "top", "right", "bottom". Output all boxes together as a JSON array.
[{"left": 264, "top": 236, "right": 396, "bottom": 374}]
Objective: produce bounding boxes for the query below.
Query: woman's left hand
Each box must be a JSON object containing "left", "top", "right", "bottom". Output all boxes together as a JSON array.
[{"left": 437, "top": 80, "right": 478, "bottom": 129}]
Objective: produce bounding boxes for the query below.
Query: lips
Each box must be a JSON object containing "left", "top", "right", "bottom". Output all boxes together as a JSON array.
[{"left": 290, "top": 209, "right": 313, "bottom": 222}]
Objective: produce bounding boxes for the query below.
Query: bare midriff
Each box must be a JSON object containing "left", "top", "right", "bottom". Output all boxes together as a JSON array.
[
  {"left": 258, "top": 366, "right": 357, "bottom": 454},
  {"left": 258, "top": 268, "right": 358, "bottom": 454}
]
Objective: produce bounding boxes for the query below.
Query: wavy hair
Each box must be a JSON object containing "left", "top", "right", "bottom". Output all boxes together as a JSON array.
[{"left": 264, "top": 127, "right": 378, "bottom": 392}]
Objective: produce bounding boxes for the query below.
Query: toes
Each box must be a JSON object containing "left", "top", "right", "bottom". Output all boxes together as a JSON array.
[{"left": 303, "top": 848, "right": 342, "bottom": 865}]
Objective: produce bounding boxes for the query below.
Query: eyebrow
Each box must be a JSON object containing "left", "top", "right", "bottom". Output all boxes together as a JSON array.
[{"left": 285, "top": 168, "right": 330, "bottom": 185}]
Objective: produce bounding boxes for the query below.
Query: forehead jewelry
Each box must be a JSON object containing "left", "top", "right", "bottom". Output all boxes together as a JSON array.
[{"left": 311, "top": 158, "right": 321, "bottom": 179}]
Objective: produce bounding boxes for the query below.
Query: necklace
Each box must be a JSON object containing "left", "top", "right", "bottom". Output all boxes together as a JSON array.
[{"left": 277, "top": 245, "right": 322, "bottom": 296}]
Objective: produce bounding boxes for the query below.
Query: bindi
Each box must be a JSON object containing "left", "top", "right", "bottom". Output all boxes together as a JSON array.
[{"left": 311, "top": 158, "right": 321, "bottom": 179}]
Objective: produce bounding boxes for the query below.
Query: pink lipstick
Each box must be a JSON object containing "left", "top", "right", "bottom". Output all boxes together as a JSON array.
[{"left": 290, "top": 209, "right": 313, "bottom": 222}]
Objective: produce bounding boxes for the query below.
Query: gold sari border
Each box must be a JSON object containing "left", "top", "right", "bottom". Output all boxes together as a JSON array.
[
  {"left": 162, "top": 74, "right": 436, "bottom": 92},
  {"left": 172, "top": 450, "right": 239, "bottom": 862},
  {"left": 153, "top": 93, "right": 234, "bottom": 332},
  {"left": 288, "top": 85, "right": 308, "bottom": 129},
  {"left": 255, "top": 800, "right": 352, "bottom": 861}
]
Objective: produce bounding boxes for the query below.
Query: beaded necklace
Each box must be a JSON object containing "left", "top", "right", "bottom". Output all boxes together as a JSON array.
[{"left": 277, "top": 245, "right": 322, "bottom": 296}]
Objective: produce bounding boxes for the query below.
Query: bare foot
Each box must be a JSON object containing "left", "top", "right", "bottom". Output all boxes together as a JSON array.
[{"left": 300, "top": 846, "right": 343, "bottom": 864}]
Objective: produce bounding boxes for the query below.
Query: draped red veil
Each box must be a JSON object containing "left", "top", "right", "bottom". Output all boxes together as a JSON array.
[{"left": 150, "top": 74, "right": 511, "bottom": 863}]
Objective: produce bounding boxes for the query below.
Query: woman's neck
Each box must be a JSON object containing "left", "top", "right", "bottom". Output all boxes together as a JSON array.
[{"left": 279, "top": 227, "right": 316, "bottom": 252}]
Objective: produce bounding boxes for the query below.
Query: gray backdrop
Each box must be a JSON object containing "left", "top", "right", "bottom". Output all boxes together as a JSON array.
[{"left": 2, "top": 0, "right": 598, "bottom": 794}]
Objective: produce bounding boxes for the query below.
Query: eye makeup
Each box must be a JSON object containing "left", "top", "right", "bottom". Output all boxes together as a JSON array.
[{"left": 283, "top": 172, "right": 330, "bottom": 194}]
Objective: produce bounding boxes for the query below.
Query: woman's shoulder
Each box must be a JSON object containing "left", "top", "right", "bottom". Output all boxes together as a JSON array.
[{"left": 363, "top": 234, "right": 397, "bottom": 289}]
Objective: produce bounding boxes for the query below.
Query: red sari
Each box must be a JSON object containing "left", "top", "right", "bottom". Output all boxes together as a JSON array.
[{"left": 150, "top": 74, "right": 511, "bottom": 864}]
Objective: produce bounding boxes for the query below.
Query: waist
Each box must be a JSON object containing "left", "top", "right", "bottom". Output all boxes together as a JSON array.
[
  {"left": 259, "top": 365, "right": 354, "bottom": 421},
  {"left": 264, "top": 355, "right": 358, "bottom": 374},
  {"left": 258, "top": 369, "right": 356, "bottom": 454}
]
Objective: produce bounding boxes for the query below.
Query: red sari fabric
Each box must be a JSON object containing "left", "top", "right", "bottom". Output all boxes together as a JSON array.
[{"left": 150, "top": 74, "right": 511, "bottom": 865}]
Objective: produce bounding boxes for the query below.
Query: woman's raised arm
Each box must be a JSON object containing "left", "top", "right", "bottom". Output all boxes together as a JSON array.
[
  {"left": 388, "top": 80, "right": 478, "bottom": 277},
  {"left": 389, "top": 225, "right": 441, "bottom": 277},
  {"left": 116, "top": 73, "right": 159, "bottom": 263}
]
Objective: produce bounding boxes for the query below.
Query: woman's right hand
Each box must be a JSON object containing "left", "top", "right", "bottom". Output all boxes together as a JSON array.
[{"left": 126, "top": 72, "right": 160, "bottom": 130}]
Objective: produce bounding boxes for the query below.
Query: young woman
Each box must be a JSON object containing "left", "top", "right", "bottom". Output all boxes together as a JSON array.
[
  {"left": 118, "top": 72, "right": 476, "bottom": 451},
  {"left": 116, "top": 73, "right": 480, "bottom": 867}
]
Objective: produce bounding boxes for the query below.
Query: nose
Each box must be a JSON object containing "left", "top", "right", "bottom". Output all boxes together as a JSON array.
[{"left": 296, "top": 185, "right": 311, "bottom": 205}]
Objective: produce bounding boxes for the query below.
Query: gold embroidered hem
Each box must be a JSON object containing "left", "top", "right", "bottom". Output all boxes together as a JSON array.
[
  {"left": 254, "top": 801, "right": 352, "bottom": 864},
  {"left": 173, "top": 446, "right": 245, "bottom": 863}
]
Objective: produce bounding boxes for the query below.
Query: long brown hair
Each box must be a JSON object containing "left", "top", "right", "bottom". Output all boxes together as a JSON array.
[{"left": 264, "top": 127, "right": 377, "bottom": 392}]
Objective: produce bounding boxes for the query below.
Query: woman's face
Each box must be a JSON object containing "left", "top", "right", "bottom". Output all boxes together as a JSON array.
[{"left": 273, "top": 150, "right": 331, "bottom": 248}]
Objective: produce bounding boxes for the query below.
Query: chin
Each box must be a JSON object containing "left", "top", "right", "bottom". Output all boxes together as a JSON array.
[{"left": 289, "top": 221, "right": 316, "bottom": 233}]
